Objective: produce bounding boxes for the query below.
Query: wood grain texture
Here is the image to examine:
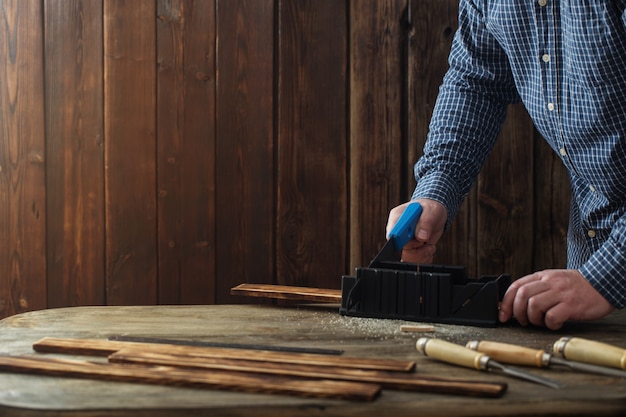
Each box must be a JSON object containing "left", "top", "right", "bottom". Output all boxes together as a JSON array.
[
  {"left": 104, "top": 0, "right": 157, "bottom": 305},
  {"left": 0, "top": 1, "right": 570, "bottom": 319},
  {"left": 349, "top": 0, "right": 407, "bottom": 271},
  {"left": 276, "top": 0, "right": 348, "bottom": 289},
  {"left": 532, "top": 133, "right": 569, "bottom": 271},
  {"left": 32, "top": 337, "right": 416, "bottom": 372},
  {"left": 477, "top": 104, "right": 534, "bottom": 277},
  {"left": 156, "top": 0, "right": 217, "bottom": 304},
  {"left": 2, "top": 305, "right": 626, "bottom": 415},
  {"left": 0, "top": 355, "right": 381, "bottom": 401},
  {"left": 44, "top": 0, "right": 105, "bottom": 308},
  {"left": 110, "top": 348, "right": 507, "bottom": 397},
  {"left": 230, "top": 283, "right": 342, "bottom": 303},
  {"left": 215, "top": 0, "right": 275, "bottom": 304},
  {"left": 408, "top": 0, "right": 476, "bottom": 274},
  {"left": 0, "top": 0, "right": 47, "bottom": 317}
]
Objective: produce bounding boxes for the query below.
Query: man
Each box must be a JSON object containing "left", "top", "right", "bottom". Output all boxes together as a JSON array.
[{"left": 387, "top": 1, "right": 625, "bottom": 330}]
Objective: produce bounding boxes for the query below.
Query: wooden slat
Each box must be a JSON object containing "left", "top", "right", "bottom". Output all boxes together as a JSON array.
[
  {"left": 103, "top": 0, "right": 157, "bottom": 305},
  {"left": 32, "top": 337, "right": 416, "bottom": 372},
  {"left": 349, "top": 0, "right": 407, "bottom": 270},
  {"left": 156, "top": 0, "right": 217, "bottom": 304},
  {"left": 44, "top": 0, "right": 106, "bottom": 307},
  {"left": 0, "top": 0, "right": 47, "bottom": 317},
  {"left": 110, "top": 348, "right": 507, "bottom": 397},
  {"left": 215, "top": 0, "right": 275, "bottom": 304},
  {"left": 532, "top": 133, "right": 569, "bottom": 270},
  {"left": 477, "top": 104, "right": 535, "bottom": 276},
  {"left": 276, "top": 0, "right": 348, "bottom": 289},
  {"left": 230, "top": 283, "right": 342, "bottom": 303},
  {"left": 409, "top": 0, "right": 474, "bottom": 274},
  {"left": 0, "top": 355, "right": 380, "bottom": 402}
]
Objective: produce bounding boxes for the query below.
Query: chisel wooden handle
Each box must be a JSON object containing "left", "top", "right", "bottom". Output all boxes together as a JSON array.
[
  {"left": 466, "top": 340, "right": 548, "bottom": 368},
  {"left": 416, "top": 338, "right": 488, "bottom": 371},
  {"left": 553, "top": 337, "right": 626, "bottom": 370}
]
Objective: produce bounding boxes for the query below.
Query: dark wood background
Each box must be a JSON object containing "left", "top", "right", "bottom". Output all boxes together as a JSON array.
[{"left": 0, "top": 0, "right": 569, "bottom": 319}]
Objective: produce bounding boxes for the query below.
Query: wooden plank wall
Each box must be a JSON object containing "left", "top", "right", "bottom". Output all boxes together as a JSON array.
[{"left": 0, "top": 0, "right": 569, "bottom": 319}]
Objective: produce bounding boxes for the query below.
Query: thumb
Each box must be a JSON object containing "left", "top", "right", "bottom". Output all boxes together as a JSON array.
[{"left": 413, "top": 198, "right": 447, "bottom": 245}]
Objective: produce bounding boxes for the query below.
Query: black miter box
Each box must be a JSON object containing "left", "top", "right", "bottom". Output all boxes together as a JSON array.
[{"left": 340, "top": 262, "right": 511, "bottom": 327}]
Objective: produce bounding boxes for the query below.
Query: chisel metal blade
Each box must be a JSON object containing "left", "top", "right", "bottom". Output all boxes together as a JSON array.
[
  {"left": 488, "top": 361, "right": 563, "bottom": 389},
  {"left": 550, "top": 356, "right": 626, "bottom": 378}
]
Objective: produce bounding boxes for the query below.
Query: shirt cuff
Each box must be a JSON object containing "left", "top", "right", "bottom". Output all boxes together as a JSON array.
[
  {"left": 411, "top": 170, "right": 464, "bottom": 229},
  {"left": 579, "top": 235, "right": 626, "bottom": 309}
]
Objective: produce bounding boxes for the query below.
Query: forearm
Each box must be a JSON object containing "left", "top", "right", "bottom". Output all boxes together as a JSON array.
[
  {"left": 412, "top": 85, "right": 508, "bottom": 225},
  {"left": 411, "top": 0, "right": 519, "bottom": 226}
]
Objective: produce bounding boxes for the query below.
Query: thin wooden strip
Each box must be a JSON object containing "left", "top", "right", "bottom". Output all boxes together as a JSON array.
[
  {"left": 110, "top": 349, "right": 507, "bottom": 398},
  {"left": 0, "top": 355, "right": 380, "bottom": 402},
  {"left": 400, "top": 324, "right": 436, "bottom": 333},
  {"left": 230, "top": 283, "right": 342, "bottom": 303},
  {"left": 33, "top": 338, "right": 415, "bottom": 372}
]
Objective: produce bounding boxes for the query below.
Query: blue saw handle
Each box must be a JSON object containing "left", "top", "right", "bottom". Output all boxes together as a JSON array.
[{"left": 389, "top": 202, "right": 423, "bottom": 251}]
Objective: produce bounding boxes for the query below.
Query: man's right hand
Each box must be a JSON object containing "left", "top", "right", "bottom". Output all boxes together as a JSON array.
[{"left": 386, "top": 199, "right": 448, "bottom": 264}]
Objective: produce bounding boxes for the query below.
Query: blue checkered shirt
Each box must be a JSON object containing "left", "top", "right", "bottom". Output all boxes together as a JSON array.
[{"left": 412, "top": 0, "right": 626, "bottom": 308}]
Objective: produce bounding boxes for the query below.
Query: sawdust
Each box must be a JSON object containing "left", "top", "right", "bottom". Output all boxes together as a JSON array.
[{"left": 302, "top": 310, "right": 476, "bottom": 342}]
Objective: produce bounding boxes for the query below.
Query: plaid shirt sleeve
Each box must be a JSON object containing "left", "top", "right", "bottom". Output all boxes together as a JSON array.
[
  {"left": 412, "top": 0, "right": 626, "bottom": 308},
  {"left": 411, "top": 0, "right": 520, "bottom": 225}
]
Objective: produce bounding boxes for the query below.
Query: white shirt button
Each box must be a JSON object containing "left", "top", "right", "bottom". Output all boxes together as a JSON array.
[
  {"left": 538, "top": 0, "right": 548, "bottom": 6},
  {"left": 547, "top": 102, "right": 555, "bottom": 111},
  {"left": 588, "top": 230, "right": 596, "bottom": 238},
  {"left": 542, "top": 54, "right": 551, "bottom": 63},
  {"left": 559, "top": 148, "right": 567, "bottom": 156},
  {"left": 589, "top": 185, "right": 596, "bottom": 192}
]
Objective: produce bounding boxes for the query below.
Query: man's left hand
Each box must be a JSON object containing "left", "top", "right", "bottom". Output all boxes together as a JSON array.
[{"left": 498, "top": 269, "right": 615, "bottom": 330}]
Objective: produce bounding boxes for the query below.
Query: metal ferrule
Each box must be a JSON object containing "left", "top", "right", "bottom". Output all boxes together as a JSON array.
[
  {"left": 553, "top": 337, "right": 571, "bottom": 357},
  {"left": 416, "top": 337, "right": 428, "bottom": 354},
  {"left": 478, "top": 355, "right": 490, "bottom": 370},
  {"left": 466, "top": 340, "right": 479, "bottom": 351}
]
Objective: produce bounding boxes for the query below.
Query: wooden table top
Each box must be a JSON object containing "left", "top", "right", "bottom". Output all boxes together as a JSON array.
[{"left": 0, "top": 304, "right": 625, "bottom": 416}]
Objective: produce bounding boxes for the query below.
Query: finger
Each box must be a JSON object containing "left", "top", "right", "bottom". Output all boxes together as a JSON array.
[
  {"left": 525, "top": 287, "right": 560, "bottom": 327},
  {"left": 512, "top": 280, "right": 550, "bottom": 326},
  {"left": 400, "top": 242, "right": 436, "bottom": 264},
  {"left": 498, "top": 280, "right": 524, "bottom": 323},
  {"left": 498, "top": 273, "right": 541, "bottom": 323},
  {"left": 413, "top": 199, "right": 447, "bottom": 245},
  {"left": 543, "top": 303, "right": 568, "bottom": 330}
]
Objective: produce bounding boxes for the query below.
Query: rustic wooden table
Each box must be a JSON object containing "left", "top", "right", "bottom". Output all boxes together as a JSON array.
[{"left": 0, "top": 304, "right": 625, "bottom": 416}]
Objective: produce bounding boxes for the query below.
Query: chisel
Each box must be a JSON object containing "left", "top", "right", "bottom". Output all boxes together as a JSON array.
[
  {"left": 416, "top": 337, "right": 563, "bottom": 389},
  {"left": 553, "top": 337, "right": 626, "bottom": 370},
  {"left": 467, "top": 340, "right": 626, "bottom": 379}
]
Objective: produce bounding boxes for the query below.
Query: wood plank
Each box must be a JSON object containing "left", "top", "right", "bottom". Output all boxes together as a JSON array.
[
  {"left": 104, "top": 0, "right": 157, "bottom": 305},
  {"left": 156, "top": 0, "right": 217, "bottom": 304},
  {"left": 408, "top": 0, "right": 474, "bottom": 273},
  {"left": 3, "top": 305, "right": 626, "bottom": 415},
  {"left": 44, "top": 0, "right": 106, "bottom": 307},
  {"left": 230, "top": 283, "right": 342, "bottom": 303},
  {"left": 0, "top": 0, "right": 47, "bottom": 318},
  {"left": 110, "top": 348, "right": 507, "bottom": 397},
  {"left": 532, "top": 133, "right": 569, "bottom": 271},
  {"left": 276, "top": 0, "right": 348, "bottom": 289},
  {"left": 32, "top": 337, "right": 416, "bottom": 372},
  {"left": 0, "top": 355, "right": 380, "bottom": 402},
  {"left": 477, "top": 104, "right": 535, "bottom": 277},
  {"left": 349, "top": 0, "right": 407, "bottom": 270},
  {"left": 215, "top": 0, "right": 275, "bottom": 304}
]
